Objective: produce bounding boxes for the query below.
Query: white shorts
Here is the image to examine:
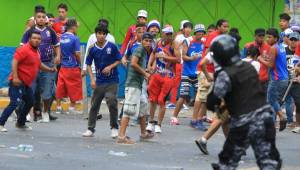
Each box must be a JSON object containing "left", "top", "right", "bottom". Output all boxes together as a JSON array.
[{"left": 123, "top": 86, "right": 148, "bottom": 118}]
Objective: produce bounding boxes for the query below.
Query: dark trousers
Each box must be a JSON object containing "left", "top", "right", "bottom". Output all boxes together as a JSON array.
[
  {"left": 213, "top": 107, "right": 281, "bottom": 170},
  {"left": 0, "top": 82, "right": 34, "bottom": 126},
  {"left": 88, "top": 84, "right": 118, "bottom": 132}
]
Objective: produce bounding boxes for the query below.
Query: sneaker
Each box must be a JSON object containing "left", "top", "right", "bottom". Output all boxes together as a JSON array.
[
  {"left": 111, "top": 128, "right": 119, "bottom": 138},
  {"left": 38, "top": 112, "right": 50, "bottom": 123},
  {"left": 33, "top": 110, "right": 42, "bottom": 122},
  {"left": 116, "top": 136, "right": 136, "bottom": 145},
  {"left": 279, "top": 118, "right": 287, "bottom": 131},
  {"left": 56, "top": 106, "right": 63, "bottom": 114},
  {"left": 140, "top": 132, "right": 154, "bottom": 140},
  {"left": 202, "top": 116, "right": 213, "bottom": 124},
  {"left": 49, "top": 114, "right": 58, "bottom": 121},
  {"left": 170, "top": 117, "right": 180, "bottom": 125},
  {"left": 190, "top": 120, "right": 199, "bottom": 128},
  {"left": 69, "top": 107, "right": 81, "bottom": 114},
  {"left": 15, "top": 123, "right": 32, "bottom": 131},
  {"left": 183, "top": 104, "right": 189, "bottom": 110},
  {"left": 165, "top": 103, "right": 176, "bottom": 109},
  {"left": 292, "top": 126, "right": 300, "bottom": 133},
  {"left": 0, "top": 125, "right": 8, "bottom": 132},
  {"left": 26, "top": 114, "right": 32, "bottom": 122},
  {"left": 196, "top": 121, "right": 207, "bottom": 131},
  {"left": 154, "top": 125, "right": 162, "bottom": 133},
  {"left": 146, "top": 123, "right": 154, "bottom": 132},
  {"left": 82, "top": 130, "right": 94, "bottom": 137},
  {"left": 96, "top": 114, "right": 103, "bottom": 120},
  {"left": 195, "top": 139, "right": 209, "bottom": 155}
]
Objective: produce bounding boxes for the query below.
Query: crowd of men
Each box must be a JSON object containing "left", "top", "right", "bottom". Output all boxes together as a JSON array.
[{"left": 0, "top": 3, "right": 300, "bottom": 169}]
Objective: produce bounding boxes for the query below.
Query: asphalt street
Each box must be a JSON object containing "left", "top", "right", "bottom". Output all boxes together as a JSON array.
[{"left": 0, "top": 104, "right": 299, "bottom": 170}]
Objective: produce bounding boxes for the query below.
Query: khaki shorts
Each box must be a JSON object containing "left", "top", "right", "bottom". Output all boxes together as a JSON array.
[
  {"left": 195, "top": 72, "right": 213, "bottom": 102},
  {"left": 123, "top": 87, "right": 148, "bottom": 118},
  {"left": 214, "top": 109, "right": 230, "bottom": 122}
]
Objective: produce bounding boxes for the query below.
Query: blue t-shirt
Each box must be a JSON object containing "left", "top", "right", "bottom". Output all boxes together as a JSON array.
[
  {"left": 125, "top": 41, "right": 141, "bottom": 61},
  {"left": 21, "top": 26, "right": 59, "bottom": 62},
  {"left": 86, "top": 41, "right": 121, "bottom": 85},
  {"left": 270, "top": 44, "right": 288, "bottom": 81},
  {"left": 60, "top": 32, "right": 81, "bottom": 68},
  {"left": 182, "top": 39, "right": 203, "bottom": 77}
]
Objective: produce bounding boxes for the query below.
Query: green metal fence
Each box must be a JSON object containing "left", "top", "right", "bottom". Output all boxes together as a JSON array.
[{"left": 0, "top": 0, "right": 284, "bottom": 47}]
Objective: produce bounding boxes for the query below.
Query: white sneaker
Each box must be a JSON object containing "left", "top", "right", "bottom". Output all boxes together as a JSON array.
[
  {"left": 0, "top": 125, "right": 8, "bottom": 132},
  {"left": 26, "top": 114, "right": 32, "bottom": 122},
  {"left": 38, "top": 112, "right": 50, "bottom": 123},
  {"left": 69, "top": 107, "right": 81, "bottom": 114},
  {"left": 111, "top": 128, "right": 119, "bottom": 138},
  {"left": 82, "top": 130, "right": 94, "bottom": 137},
  {"left": 154, "top": 125, "right": 162, "bottom": 133},
  {"left": 183, "top": 104, "right": 189, "bottom": 110},
  {"left": 292, "top": 126, "right": 300, "bottom": 133},
  {"left": 56, "top": 106, "right": 63, "bottom": 114},
  {"left": 146, "top": 123, "right": 154, "bottom": 132}
]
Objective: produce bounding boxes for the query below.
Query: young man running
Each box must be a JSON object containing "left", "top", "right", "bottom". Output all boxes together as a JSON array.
[
  {"left": 195, "top": 19, "right": 230, "bottom": 155},
  {"left": 0, "top": 31, "right": 56, "bottom": 132},
  {"left": 21, "top": 8, "right": 60, "bottom": 123},
  {"left": 117, "top": 33, "right": 154, "bottom": 145},
  {"left": 82, "top": 26, "right": 121, "bottom": 138}
]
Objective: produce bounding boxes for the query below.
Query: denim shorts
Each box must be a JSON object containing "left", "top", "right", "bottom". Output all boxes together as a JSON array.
[
  {"left": 38, "top": 62, "right": 55, "bottom": 100},
  {"left": 267, "top": 80, "right": 288, "bottom": 113}
]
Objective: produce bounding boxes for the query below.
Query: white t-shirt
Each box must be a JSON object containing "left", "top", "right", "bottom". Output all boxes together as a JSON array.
[
  {"left": 175, "top": 34, "right": 192, "bottom": 64},
  {"left": 82, "top": 33, "right": 116, "bottom": 72},
  {"left": 242, "top": 58, "right": 260, "bottom": 73},
  {"left": 205, "top": 52, "right": 221, "bottom": 71}
]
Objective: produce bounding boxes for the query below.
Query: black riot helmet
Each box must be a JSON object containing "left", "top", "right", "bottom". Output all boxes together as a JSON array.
[{"left": 210, "top": 34, "right": 240, "bottom": 67}]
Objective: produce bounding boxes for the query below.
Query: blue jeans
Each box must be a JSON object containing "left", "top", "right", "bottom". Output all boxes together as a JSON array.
[
  {"left": 284, "top": 95, "right": 294, "bottom": 123},
  {"left": 267, "top": 80, "right": 288, "bottom": 121},
  {"left": 0, "top": 82, "right": 34, "bottom": 126}
]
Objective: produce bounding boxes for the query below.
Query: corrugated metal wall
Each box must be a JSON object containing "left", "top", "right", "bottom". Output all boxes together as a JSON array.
[{"left": 0, "top": 0, "right": 284, "bottom": 47}]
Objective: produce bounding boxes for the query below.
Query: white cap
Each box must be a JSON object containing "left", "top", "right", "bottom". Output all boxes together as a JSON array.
[
  {"left": 137, "top": 10, "right": 148, "bottom": 18},
  {"left": 147, "top": 20, "right": 161, "bottom": 30},
  {"left": 284, "top": 28, "right": 293, "bottom": 36},
  {"left": 162, "top": 25, "right": 174, "bottom": 33},
  {"left": 180, "top": 20, "right": 190, "bottom": 30},
  {"left": 194, "top": 24, "right": 206, "bottom": 33}
]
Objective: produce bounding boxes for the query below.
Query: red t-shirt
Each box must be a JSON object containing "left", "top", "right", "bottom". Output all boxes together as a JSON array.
[
  {"left": 52, "top": 18, "right": 66, "bottom": 39},
  {"left": 9, "top": 44, "right": 41, "bottom": 87},
  {"left": 120, "top": 25, "right": 137, "bottom": 55},
  {"left": 244, "top": 41, "right": 271, "bottom": 82},
  {"left": 295, "top": 42, "right": 300, "bottom": 57},
  {"left": 197, "top": 30, "right": 221, "bottom": 73}
]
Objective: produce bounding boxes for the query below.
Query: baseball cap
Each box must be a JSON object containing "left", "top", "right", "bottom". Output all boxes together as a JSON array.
[
  {"left": 142, "top": 32, "right": 154, "bottom": 40},
  {"left": 137, "top": 10, "right": 148, "bottom": 18},
  {"left": 291, "top": 25, "right": 300, "bottom": 32},
  {"left": 288, "top": 32, "right": 299, "bottom": 40},
  {"left": 254, "top": 28, "right": 265, "bottom": 36},
  {"left": 180, "top": 20, "right": 190, "bottom": 30},
  {"left": 162, "top": 25, "right": 174, "bottom": 34},
  {"left": 147, "top": 20, "right": 160, "bottom": 30},
  {"left": 284, "top": 28, "right": 293, "bottom": 36},
  {"left": 194, "top": 24, "right": 206, "bottom": 33}
]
